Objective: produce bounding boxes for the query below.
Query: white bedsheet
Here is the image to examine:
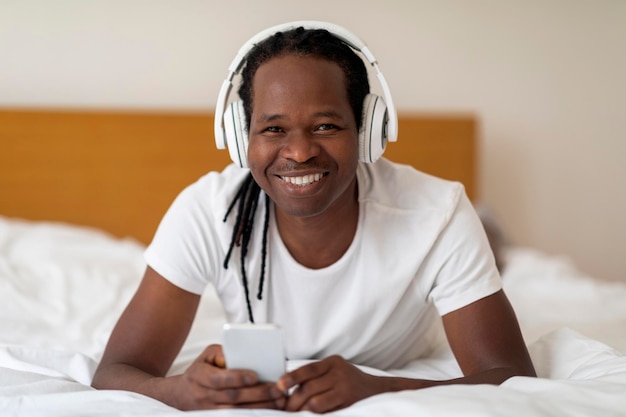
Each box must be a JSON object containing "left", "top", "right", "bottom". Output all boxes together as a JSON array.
[
  {"left": 1, "top": 216, "right": 625, "bottom": 416},
  {"left": 502, "top": 247, "right": 626, "bottom": 352}
]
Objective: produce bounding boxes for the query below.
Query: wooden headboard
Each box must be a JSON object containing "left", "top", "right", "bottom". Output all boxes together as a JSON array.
[{"left": 0, "top": 109, "right": 476, "bottom": 244}]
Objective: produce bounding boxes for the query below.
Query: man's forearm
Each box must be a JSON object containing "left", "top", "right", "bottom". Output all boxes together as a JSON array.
[
  {"left": 92, "top": 363, "right": 180, "bottom": 408},
  {"left": 377, "top": 366, "right": 530, "bottom": 393}
]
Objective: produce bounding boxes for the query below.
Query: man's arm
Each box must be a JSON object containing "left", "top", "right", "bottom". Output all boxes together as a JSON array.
[
  {"left": 277, "top": 290, "right": 536, "bottom": 413},
  {"left": 441, "top": 289, "right": 536, "bottom": 380},
  {"left": 91, "top": 267, "right": 285, "bottom": 410}
]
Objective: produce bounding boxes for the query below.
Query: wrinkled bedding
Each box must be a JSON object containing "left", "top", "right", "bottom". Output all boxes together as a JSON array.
[{"left": 1, "top": 216, "right": 625, "bottom": 416}]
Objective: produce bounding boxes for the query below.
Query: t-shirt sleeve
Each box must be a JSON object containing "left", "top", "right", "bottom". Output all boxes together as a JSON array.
[
  {"left": 427, "top": 192, "right": 503, "bottom": 316},
  {"left": 144, "top": 176, "right": 224, "bottom": 295}
]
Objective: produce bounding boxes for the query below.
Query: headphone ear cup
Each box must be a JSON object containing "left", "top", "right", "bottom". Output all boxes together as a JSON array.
[
  {"left": 223, "top": 101, "right": 249, "bottom": 168},
  {"left": 359, "top": 94, "right": 388, "bottom": 163}
]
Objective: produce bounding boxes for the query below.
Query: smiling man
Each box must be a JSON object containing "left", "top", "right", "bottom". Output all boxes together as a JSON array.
[{"left": 92, "top": 22, "right": 535, "bottom": 413}]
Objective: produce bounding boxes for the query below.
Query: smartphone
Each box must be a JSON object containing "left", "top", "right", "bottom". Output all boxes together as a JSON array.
[{"left": 222, "top": 323, "right": 286, "bottom": 382}]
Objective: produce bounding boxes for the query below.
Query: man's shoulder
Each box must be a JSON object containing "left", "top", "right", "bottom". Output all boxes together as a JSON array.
[
  {"left": 174, "top": 163, "right": 251, "bottom": 212},
  {"left": 359, "top": 158, "right": 464, "bottom": 212},
  {"left": 184, "top": 163, "right": 249, "bottom": 194}
]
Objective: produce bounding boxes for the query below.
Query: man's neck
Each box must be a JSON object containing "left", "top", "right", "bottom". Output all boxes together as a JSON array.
[{"left": 274, "top": 184, "right": 359, "bottom": 270}]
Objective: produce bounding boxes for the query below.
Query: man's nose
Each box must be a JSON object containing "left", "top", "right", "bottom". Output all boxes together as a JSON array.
[{"left": 281, "top": 130, "right": 320, "bottom": 162}]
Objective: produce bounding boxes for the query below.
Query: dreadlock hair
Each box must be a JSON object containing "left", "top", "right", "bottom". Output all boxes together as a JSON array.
[
  {"left": 223, "top": 26, "right": 371, "bottom": 323},
  {"left": 222, "top": 173, "right": 270, "bottom": 323}
]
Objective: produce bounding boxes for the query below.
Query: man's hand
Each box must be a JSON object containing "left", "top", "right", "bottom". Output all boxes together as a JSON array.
[
  {"left": 169, "top": 344, "right": 286, "bottom": 411},
  {"left": 277, "top": 355, "right": 384, "bottom": 413}
]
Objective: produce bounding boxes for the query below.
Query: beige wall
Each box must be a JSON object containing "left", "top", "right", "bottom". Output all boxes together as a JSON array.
[{"left": 1, "top": 0, "right": 625, "bottom": 281}]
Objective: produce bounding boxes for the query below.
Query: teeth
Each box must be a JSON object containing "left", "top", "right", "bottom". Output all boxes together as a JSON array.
[{"left": 281, "top": 173, "right": 323, "bottom": 186}]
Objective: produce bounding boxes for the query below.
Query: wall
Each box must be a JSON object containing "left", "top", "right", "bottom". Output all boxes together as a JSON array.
[{"left": 1, "top": 0, "right": 624, "bottom": 281}]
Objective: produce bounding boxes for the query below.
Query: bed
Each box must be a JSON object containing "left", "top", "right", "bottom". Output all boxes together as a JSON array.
[{"left": 1, "top": 109, "right": 625, "bottom": 416}]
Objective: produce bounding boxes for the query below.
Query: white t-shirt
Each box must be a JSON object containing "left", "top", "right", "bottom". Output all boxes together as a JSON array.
[{"left": 145, "top": 158, "right": 501, "bottom": 369}]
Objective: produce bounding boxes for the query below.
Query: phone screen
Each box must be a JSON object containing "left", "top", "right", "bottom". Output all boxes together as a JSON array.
[{"left": 222, "top": 323, "right": 286, "bottom": 382}]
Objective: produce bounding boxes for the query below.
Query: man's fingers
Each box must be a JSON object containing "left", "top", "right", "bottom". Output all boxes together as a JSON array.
[
  {"left": 302, "top": 390, "right": 344, "bottom": 414},
  {"left": 278, "top": 359, "right": 330, "bottom": 392},
  {"left": 287, "top": 384, "right": 346, "bottom": 413},
  {"left": 191, "top": 364, "right": 259, "bottom": 390},
  {"left": 282, "top": 360, "right": 338, "bottom": 412},
  {"left": 182, "top": 364, "right": 285, "bottom": 409},
  {"left": 210, "top": 384, "right": 285, "bottom": 407},
  {"left": 196, "top": 344, "right": 226, "bottom": 368}
]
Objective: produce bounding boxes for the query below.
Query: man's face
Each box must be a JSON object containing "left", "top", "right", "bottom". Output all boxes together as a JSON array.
[{"left": 246, "top": 54, "right": 359, "bottom": 220}]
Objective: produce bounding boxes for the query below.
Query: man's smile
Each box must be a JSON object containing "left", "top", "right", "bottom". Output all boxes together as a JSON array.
[{"left": 279, "top": 172, "right": 328, "bottom": 186}]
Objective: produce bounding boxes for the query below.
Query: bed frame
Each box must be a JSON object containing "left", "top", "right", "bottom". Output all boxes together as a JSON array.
[{"left": 0, "top": 109, "right": 476, "bottom": 244}]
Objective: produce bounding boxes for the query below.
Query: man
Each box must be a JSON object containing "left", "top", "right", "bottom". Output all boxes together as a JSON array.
[{"left": 92, "top": 22, "right": 535, "bottom": 413}]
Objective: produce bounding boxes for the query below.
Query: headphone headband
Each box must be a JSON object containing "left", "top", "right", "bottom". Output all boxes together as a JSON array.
[{"left": 214, "top": 21, "right": 398, "bottom": 161}]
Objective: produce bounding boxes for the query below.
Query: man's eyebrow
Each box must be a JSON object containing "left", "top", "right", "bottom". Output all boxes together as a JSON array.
[
  {"left": 256, "top": 111, "right": 342, "bottom": 123},
  {"left": 313, "top": 111, "right": 342, "bottom": 119},
  {"left": 257, "top": 113, "right": 287, "bottom": 123}
]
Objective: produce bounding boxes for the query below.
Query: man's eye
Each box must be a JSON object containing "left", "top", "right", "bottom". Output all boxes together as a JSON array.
[
  {"left": 317, "top": 124, "right": 338, "bottom": 132},
  {"left": 264, "top": 126, "right": 283, "bottom": 133}
]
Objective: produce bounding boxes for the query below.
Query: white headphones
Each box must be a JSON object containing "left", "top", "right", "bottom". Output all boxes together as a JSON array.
[{"left": 214, "top": 20, "right": 398, "bottom": 168}]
